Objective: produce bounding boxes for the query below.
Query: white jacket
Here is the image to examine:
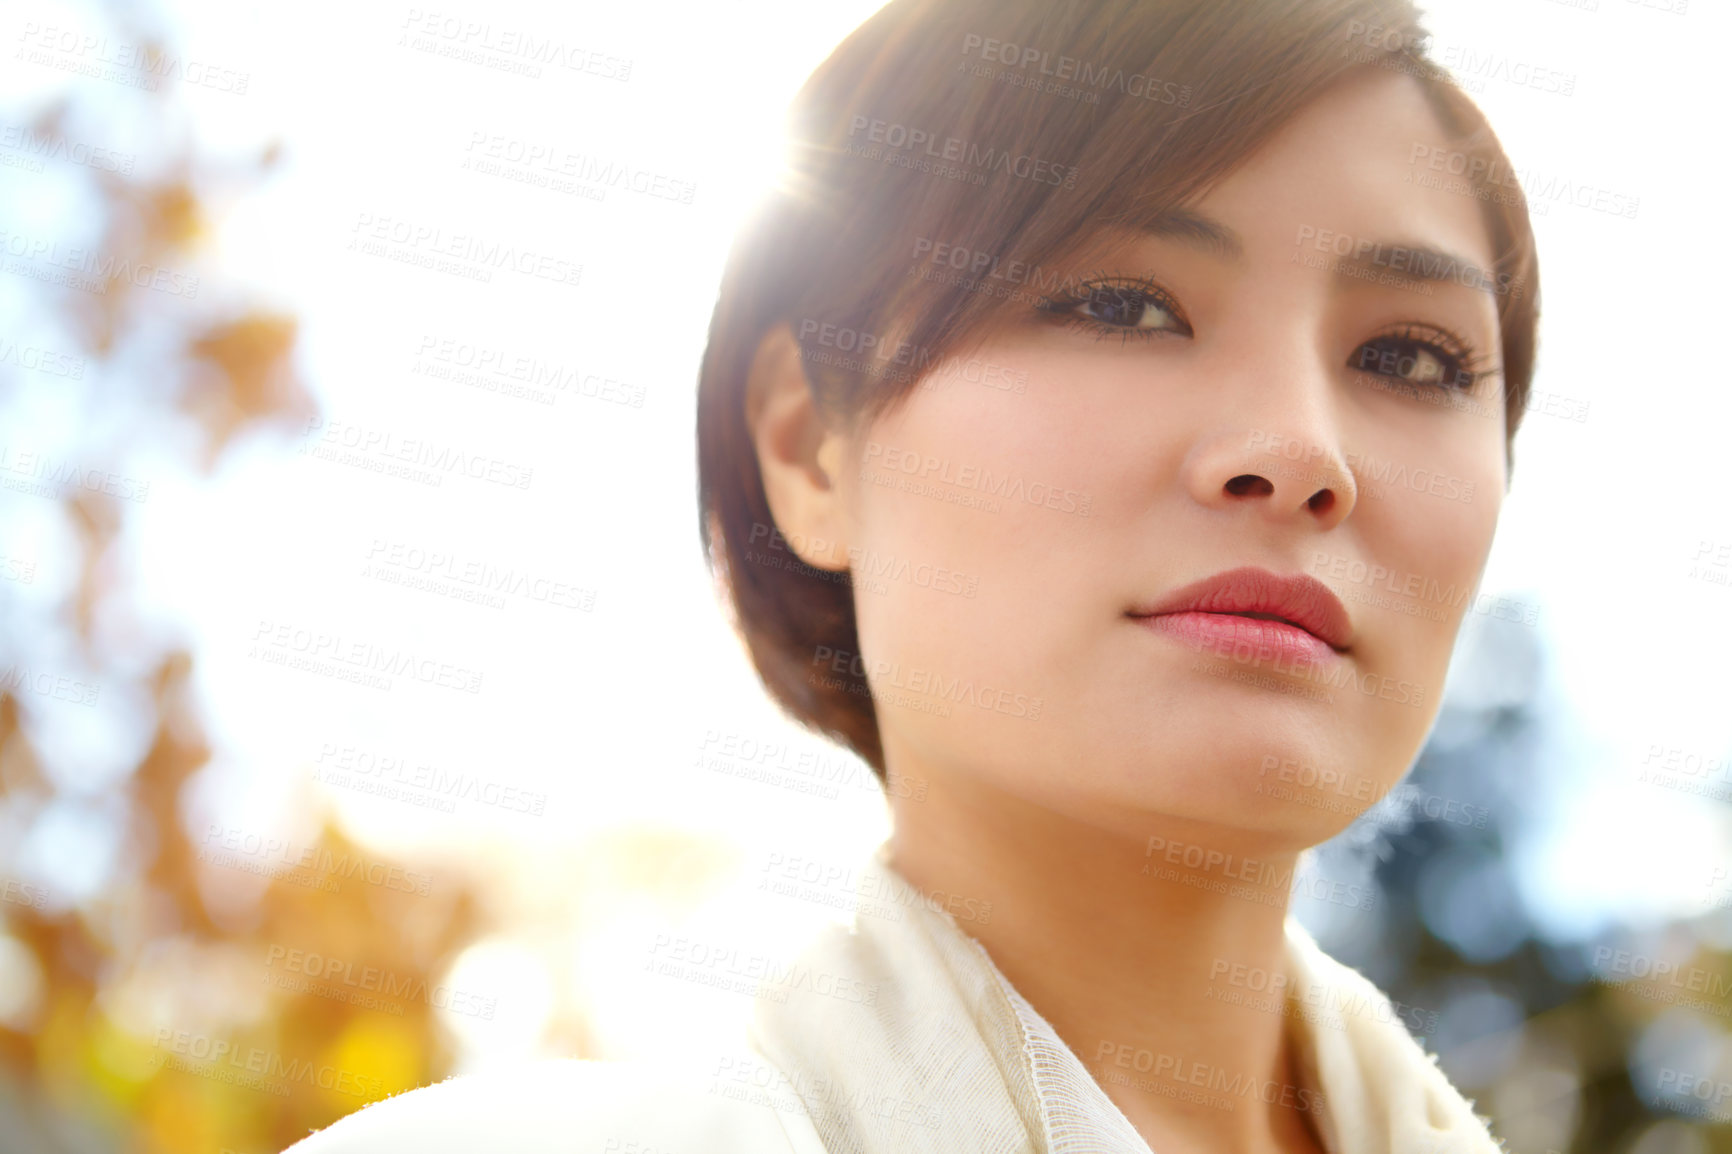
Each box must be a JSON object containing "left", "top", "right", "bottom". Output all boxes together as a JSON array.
[{"left": 283, "top": 840, "right": 1504, "bottom": 1153}]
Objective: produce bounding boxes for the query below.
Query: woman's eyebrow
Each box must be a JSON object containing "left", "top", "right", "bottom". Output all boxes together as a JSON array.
[
  {"left": 1317, "top": 240, "right": 1504, "bottom": 298},
  {"left": 1136, "top": 209, "right": 1246, "bottom": 261},
  {"left": 1134, "top": 210, "right": 1499, "bottom": 297}
]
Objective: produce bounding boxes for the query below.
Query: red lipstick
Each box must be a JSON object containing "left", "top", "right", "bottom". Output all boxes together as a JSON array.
[{"left": 1127, "top": 566, "right": 1353, "bottom": 664}]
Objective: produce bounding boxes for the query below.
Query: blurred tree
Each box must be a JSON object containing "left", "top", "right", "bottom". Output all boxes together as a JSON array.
[
  {"left": 1315, "top": 613, "right": 1732, "bottom": 1152},
  {"left": 0, "top": 11, "right": 493, "bottom": 1154}
]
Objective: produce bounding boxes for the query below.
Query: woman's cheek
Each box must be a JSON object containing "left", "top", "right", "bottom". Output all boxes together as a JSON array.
[{"left": 1358, "top": 462, "right": 1501, "bottom": 687}]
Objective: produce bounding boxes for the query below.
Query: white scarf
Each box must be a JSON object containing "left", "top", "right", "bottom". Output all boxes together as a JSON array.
[{"left": 744, "top": 840, "right": 1505, "bottom": 1153}]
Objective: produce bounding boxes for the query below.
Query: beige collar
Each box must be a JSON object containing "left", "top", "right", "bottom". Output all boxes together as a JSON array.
[{"left": 746, "top": 839, "right": 1503, "bottom": 1154}]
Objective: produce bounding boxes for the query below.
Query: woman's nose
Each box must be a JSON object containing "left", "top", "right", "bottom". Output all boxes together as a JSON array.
[{"left": 1186, "top": 427, "right": 1358, "bottom": 532}]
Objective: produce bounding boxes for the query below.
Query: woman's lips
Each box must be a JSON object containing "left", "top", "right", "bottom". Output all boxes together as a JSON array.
[
  {"left": 1131, "top": 609, "right": 1341, "bottom": 666},
  {"left": 1125, "top": 566, "right": 1354, "bottom": 664},
  {"left": 1129, "top": 564, "right": 1357, "bottom": 648}
]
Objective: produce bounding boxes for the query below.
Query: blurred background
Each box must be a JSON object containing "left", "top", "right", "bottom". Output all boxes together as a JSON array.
[{"left": 0, "top": 0, "right": 1727, "bottom": 1151}]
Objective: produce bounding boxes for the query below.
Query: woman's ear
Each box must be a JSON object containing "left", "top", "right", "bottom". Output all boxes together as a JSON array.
[{"left": 743, "top": 322, "right": 853, "bottom": 572}]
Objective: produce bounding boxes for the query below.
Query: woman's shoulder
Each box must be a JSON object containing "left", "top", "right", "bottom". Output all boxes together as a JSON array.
[{"left": 280, "top": 1053, "right": 827, "bottom": 1153}]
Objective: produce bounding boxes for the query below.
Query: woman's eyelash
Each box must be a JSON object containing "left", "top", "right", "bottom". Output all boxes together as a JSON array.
[
  {"left": 1350, "top": 323, "right": 1501, "bottom": 392},
  {"left": 1034, "top": 273, "right": 1193, "bottom": 343},
  {"left": 1033, "top": 280, "right": 1498, "bottom": 396}
]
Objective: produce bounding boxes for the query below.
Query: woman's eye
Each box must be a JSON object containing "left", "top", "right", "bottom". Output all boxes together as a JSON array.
[
  {"left": 1352, "top": 332, "right": 1481, "bottom": 390},
  {"left": 1074, "top": 286, "right": 1181, "bottom": 331},
  {"left": 1040, "top": 279, "right": 1192, "bottom": 341}
]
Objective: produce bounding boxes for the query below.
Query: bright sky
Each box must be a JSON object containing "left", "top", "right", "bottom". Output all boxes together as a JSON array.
[{"left": 3, "top": 0, "right": 1728, "bottom": 1069}]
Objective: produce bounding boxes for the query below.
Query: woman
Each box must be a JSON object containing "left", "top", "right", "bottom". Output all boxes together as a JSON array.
[{"left": 286, "top": 0, "right": 1538, "bottom": 1150}]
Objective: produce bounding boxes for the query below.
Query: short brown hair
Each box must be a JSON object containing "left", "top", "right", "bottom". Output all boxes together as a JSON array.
[{"left": 696, "top": 0, "right": 1541, "bottom": 781}]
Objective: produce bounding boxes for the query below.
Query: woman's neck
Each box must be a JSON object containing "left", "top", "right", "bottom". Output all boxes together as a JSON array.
[{"left": 887, "top": 769, "right": 1332, "bottom": 1154}]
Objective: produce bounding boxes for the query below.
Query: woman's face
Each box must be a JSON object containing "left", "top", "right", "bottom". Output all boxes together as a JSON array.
[{"left": 832, "top": 69, "right": 1508, "bottom": 847}]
